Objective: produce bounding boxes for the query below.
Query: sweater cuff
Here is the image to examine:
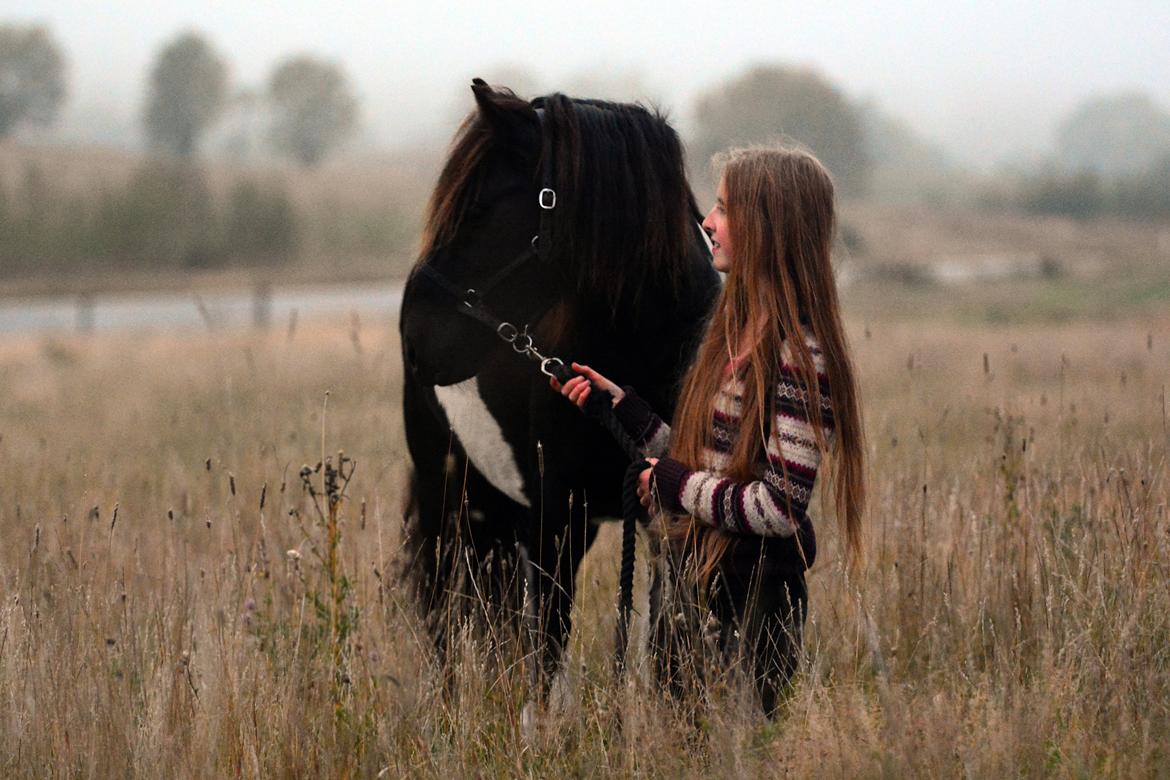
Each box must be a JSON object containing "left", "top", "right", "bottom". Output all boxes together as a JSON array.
[
  {"left": 612, "top": 385, "right": 655, "bottom": 441},
  {"left": 652, "top": 457, "right": 692, "bottom": 514}
]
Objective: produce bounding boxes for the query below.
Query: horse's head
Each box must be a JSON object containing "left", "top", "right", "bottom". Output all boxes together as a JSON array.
[
  {"left": 401, "top": 81, "right": 555, "bottom": 386},
  {"left": 401, "top": 80, "right": 718, "bottom": 388}
]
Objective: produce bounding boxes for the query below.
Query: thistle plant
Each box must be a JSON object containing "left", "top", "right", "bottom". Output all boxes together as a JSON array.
[{"left": 296, "top": 450, "right": 359, "bottom": 718}]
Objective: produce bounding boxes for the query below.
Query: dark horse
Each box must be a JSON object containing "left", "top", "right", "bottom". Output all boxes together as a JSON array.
[{"left": 399, "top": 80, "right": 719, "bottom": 684}]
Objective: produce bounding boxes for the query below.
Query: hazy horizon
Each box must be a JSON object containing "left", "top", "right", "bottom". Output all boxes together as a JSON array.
[{"left": 4, "top": 0, "right": 1169, "bottom": 171}]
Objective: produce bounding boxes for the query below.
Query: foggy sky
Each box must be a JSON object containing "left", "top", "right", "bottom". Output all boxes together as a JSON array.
[{"left": 4, "top": 0, "right": 1169, "bottom": 170}]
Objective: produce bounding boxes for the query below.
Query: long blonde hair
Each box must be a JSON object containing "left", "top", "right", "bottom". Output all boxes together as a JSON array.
[{"left": 667, "top": 145, "right": 865, "bottom": 581}]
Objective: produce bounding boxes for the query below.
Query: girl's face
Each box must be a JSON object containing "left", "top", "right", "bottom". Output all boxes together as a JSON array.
[{"left": 702, "top": 178, "right": 733, "bottom": 273}]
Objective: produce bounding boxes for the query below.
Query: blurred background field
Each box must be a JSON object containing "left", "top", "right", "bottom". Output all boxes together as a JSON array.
[
  {"left": 2, "top": 3, "right": 1169, "bottom": 776},
  {"left": 2, "top": 7, "right": 1170, "bottom": 299},
  {"left": 0, "top": 141, "right": 431, "bottom": 293},
  {"left": 4, "top": 133, "right": 1169, "bottom": 331}
]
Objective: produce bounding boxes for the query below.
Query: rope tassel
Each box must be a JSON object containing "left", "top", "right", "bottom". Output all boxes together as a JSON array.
[{"left": 614, "top": 457, "right": 650, "bottom": 679}]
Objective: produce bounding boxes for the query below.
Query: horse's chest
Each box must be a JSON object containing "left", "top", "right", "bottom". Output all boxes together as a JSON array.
[{"left": 433, "top": 377, "right": 532, "bottom": 508}]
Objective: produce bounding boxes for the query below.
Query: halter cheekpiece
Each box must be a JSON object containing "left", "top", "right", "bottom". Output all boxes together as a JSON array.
[{"left": 412, "top": 103, "right": 568, "bottom": 380}]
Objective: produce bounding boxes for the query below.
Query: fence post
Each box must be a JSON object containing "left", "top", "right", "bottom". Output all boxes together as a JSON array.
[
  {"left": 76, "top": 293, "right": 95, "bottom": 333},
  {"left": 253, "top": 281, "right": 272, "bottom": 329}
]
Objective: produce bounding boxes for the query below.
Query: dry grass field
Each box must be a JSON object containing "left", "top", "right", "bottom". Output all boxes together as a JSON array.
[{"left": 1, "top": 276, "right": 1167, "bottom": 776}]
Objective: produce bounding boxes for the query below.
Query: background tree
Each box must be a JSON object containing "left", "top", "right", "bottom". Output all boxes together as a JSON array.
[
  {"left": 692, "top": 64, "right": 870, "bottom": 197},
  {"left": 1056, "top": 92, "right": 1170, "bottom": 177},
  {"left": 859, "top": 100, "right": 951, "bottom": 174},
  {"left": 0, "top": 24, "right": 66, "bottom": 138},
  {"left": 857, "top": 99, "right": 967, "bottom": 205},
  {"left": 1112, "top": 153, "right": 1170, "bottom": 219},
  {"left": 268, "top": 55, "right": 357, "bottom": 166},
  {"left": 142, "top": 31, "right": 227, "bottom": 157}
]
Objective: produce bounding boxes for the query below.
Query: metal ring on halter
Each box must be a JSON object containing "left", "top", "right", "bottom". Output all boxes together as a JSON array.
[
  {"left": 496, "top": 322, "right": 518, "bottom": 342},
  {"left": 463, "top": 288, "right": 481, "bottom": 308},
  {"left": 512, "top": 332, "right": 533, "bottom": 354},
  {"left": 539, "top": 357, "right": 564, "bottom": 378},
  {"left": 531, "top": 234, "right": 539, "bottom": 249},
  {"left": 538, "top": 188, "right": 556, "bottom": 209}
]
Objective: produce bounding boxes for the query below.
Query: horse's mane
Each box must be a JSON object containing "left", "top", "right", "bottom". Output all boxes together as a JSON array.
[{"left": 419, "top": 88, "right": 701, "bottom": 313}]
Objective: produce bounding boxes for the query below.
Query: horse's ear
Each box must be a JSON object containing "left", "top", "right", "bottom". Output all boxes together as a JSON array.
[{"left": 471, "top": 78, "right": 539, "bottom": 159}]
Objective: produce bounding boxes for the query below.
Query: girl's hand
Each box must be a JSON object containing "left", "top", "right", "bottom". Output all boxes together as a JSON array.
[
  {"left": 548, "top": 362, "right": 625, "bottom": 409},
  {"left": 636, "top": 457, "right": 659, "bottom": 509}
]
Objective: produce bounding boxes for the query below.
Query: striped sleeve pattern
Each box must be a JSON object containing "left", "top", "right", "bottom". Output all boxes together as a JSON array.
[
  {"left": 656, "top": 333, "right": 834, "bottom": 537},
  {"left": 611, "top": 386, "right": 672, "bottom": 458}
]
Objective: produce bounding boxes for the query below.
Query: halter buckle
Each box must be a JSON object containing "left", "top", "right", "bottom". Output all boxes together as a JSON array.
[
  {"left": 538, "top": 188, "right": 556, "bottom": 210},
  {"left": 462, "top": 288, "right": 481, "bottom": 308}
]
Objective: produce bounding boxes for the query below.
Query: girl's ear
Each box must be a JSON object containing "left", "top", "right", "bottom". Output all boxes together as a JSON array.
[{"left": 470, "top": 78, "right": 540, "bottom": 162}]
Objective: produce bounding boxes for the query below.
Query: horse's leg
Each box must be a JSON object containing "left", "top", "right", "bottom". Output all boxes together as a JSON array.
[
  {"left": 401, "top": 377, "right": 461, "bottom": 659},
  {"left": 451, "top": 458, "right": 530, "bottom": 642},
  {"left": 401, "top": 378, "right": 525, "bottom": 670},
  {"left": 523, "top": 473, "right": 597, "bottom": 694}
]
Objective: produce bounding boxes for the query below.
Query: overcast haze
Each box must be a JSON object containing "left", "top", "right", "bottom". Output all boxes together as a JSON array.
[{"left": 4, "top": 0, "right": 1169, "bottom": 169}]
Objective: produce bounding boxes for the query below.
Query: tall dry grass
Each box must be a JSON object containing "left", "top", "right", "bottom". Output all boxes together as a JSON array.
[{"left": 0, "top": 306, "right": 1167, "bottom": 776}]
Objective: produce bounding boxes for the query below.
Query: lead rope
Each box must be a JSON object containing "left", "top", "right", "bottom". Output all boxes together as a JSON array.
[
  {"left": 617, "top": 456, "right": 650, "bottom": 678},
  {"left": 543, "top": 365, "right": 648, "bottom": 681},
  {"left": 576, "top": 386, "right": 649, "bottom": 680}
]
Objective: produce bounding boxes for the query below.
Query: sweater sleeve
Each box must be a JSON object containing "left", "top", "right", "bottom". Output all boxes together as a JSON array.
[
  {"left": 611, "top": 385, "right": 672, "bottom": 458},
  {"left": 652, "top": 356, "right": 835, "bottom": 537}
]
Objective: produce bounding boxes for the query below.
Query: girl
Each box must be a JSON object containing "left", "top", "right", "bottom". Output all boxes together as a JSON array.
[{"left": 552, "top": 145, "right": 865, "bottom": 714}]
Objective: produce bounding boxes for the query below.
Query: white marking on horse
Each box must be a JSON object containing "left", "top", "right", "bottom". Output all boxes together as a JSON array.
[
  {"left": 434, "top": 377, "right": 531, "bottom": 508},
  {"left": 697, "top": 220, "right": 714, "bottom": 254}
]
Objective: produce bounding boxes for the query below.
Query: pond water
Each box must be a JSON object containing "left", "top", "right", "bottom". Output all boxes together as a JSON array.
[{"left": 0, "top": 282, "right": 404, "bottom": 334}]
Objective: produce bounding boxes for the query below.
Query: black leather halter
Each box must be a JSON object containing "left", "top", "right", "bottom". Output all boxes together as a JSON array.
[{"left": 411, "top": 105, "right": 569, "bottom": 380}]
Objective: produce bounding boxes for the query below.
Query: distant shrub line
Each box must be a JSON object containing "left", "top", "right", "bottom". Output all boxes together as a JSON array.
[
  {"left": 982, "top": 156, "right": 1170, "bottom": 220},
  {"left": 0, "top": 161, "right": 413, "bottom": 278}
]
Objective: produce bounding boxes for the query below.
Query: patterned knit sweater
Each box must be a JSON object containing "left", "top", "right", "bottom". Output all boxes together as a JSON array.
[{"left": 613, "top": 331, "right": 834, "bottom": 539}]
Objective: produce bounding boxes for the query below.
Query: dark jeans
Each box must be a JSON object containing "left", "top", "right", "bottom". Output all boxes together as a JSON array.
[{"left": 650, "top": 531, "right": 810, "bottom": 715}]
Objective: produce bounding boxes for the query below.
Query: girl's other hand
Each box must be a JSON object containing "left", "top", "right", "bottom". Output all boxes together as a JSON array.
[{"left": 548, "top": 362, "right": 625, "bottom": 409}]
